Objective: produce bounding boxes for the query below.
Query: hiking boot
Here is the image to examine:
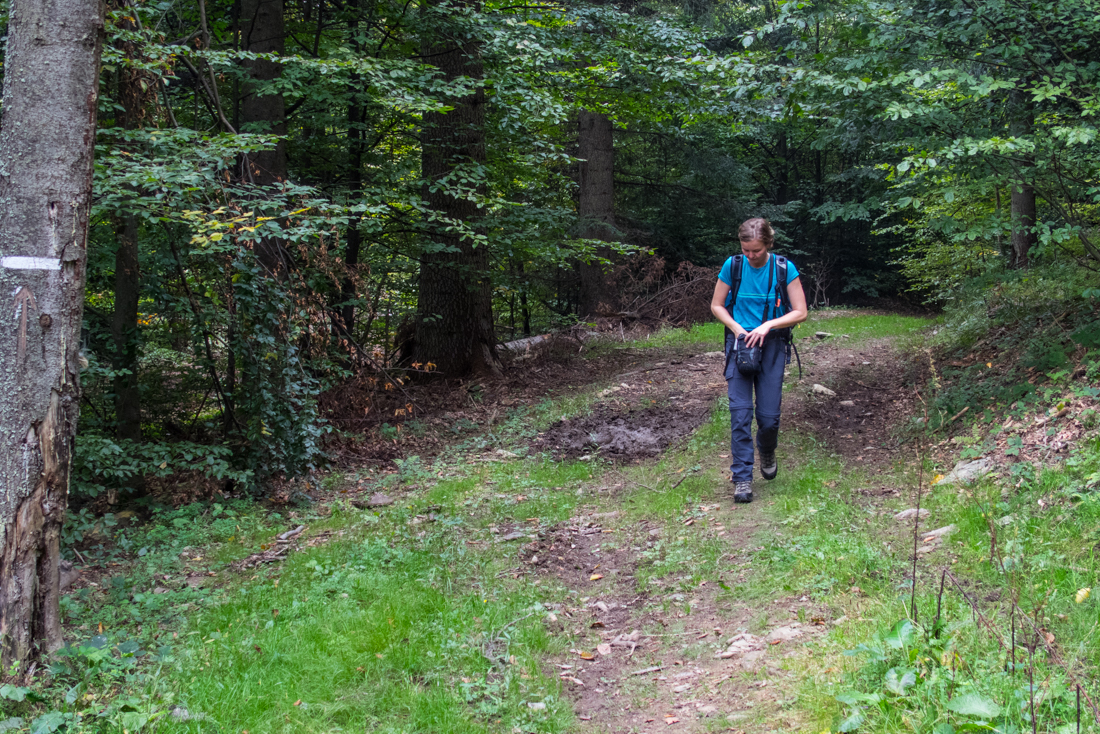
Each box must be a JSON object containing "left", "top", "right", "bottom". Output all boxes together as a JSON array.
[
  {"left": 760, "top": 451, "right": 778, "bottom": 480},
  {"left": 733, "top": 480, "right": 754, "bottom": 504}
]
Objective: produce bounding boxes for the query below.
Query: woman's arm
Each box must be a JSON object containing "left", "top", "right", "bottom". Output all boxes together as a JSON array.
[
  {"left": 710, "top": 280, "right": 746, "bottom": 337},
  {"left": 743, "top": 276, "right": 809, "bottom": 347}
]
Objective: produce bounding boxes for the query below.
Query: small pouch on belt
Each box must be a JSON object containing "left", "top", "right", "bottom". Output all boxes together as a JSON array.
[{"left": 734, "top": 334, "right": 762, "bottom": 375}]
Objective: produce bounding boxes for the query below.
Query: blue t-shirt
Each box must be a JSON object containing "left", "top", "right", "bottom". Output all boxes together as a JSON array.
[{"left": 718, "top": 254, "right": 800, "bottom": 330}]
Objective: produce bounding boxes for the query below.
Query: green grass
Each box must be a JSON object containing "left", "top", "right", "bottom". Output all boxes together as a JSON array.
[
  {"left": 159, "top": 516, "right": 570, "bottom": 733},
  {"left": 156, "top": 461, "right": 603, "bottom": 733},
  {"left": 730, "top": 406, "right": 1100, "bottom": 734},
  {"left": 803, "top": 311, "right": 931, "bottom": 346},
  {"left": 637, "top": 321, "right": 725, "bottom": 350}
]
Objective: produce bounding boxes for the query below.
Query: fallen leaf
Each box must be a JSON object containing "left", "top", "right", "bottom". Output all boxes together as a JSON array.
[
  {"left": 293, "top": 700, "right": 302, "bottom": 707},
  {"left": 1077, "top": 587, "right": 1091, "bottom": 603},
  {"left": 579, "top": 650, "right": 595, "bottom": 660},
  {"left": 590, "top": 574, "right": 603, "bottom": 581},
  {"left": 665, "top": 716, "right": 680, "bottom": 724},
  {"left": 597, "top": 643, "right": 612, "bottom": 656}
]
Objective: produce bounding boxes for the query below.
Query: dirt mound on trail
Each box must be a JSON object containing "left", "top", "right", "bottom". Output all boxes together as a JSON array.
[{"left": 534, "top": 404, "right": 709, "bottom": 460}]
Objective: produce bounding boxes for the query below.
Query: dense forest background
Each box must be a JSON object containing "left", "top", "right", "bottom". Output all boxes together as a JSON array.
[{"left": 19, "top": 0, "right": 1097, "bottom": 503}]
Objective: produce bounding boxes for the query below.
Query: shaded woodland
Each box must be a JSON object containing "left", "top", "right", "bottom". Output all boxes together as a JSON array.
[{"left": 3, "top": 0, "right": 1098, "bottom": 515}]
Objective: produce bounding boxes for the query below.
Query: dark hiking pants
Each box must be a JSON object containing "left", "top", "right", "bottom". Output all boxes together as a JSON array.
[{"left": 724, "top": 335, "right": 786, "bottom": 482}]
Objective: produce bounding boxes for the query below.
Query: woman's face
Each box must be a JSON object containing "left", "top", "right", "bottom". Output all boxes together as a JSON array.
[{"left": 740, "top": 238, "right": 769, "bottom": 268}]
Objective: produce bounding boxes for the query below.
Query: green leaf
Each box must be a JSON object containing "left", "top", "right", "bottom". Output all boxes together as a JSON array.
[
  {"left": 837, "top": 708, "right": 866, "bottom": 732},
  {"left": 883, "top": 619, "right": 915, "bottom": 649},
  {"left": 29, "top": 711, "right": 67, "bottom": 734},
  {"left": 946, "top": 693, "right": 1001, "bottom": 719},
  {"left": 0, "top": 685, "right": 27, "bottom": 702},
  {"left": 836, "top": 691, "right": 882, "bottom": 705},
  {"left": 884, "top": 667, "right": 917, "bottom": 696}
]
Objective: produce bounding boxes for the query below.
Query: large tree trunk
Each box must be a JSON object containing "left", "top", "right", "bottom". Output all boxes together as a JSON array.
[
  {"left": 112, "top": 216, "right": 142, "bottom": 444},
  {"left": 340, "top": 0, "right": 365, "bottom": 336},
  {"left": 0, "top": 0, "right": 103, "bottom": 670},
  {"left": 415, "top": 0, "right": 501, "bottom": 378},
  {"left": 111, "top": 20, "right": 146, "bottom": 448},
  {"left": 240, "top": 0, "right": 288, "bottom": 275},
  {"left": 577, "top": 110, "right": 618, "bottom": 318}
]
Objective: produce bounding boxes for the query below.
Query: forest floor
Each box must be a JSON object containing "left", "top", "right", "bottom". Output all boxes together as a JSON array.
[{"left": 38, "top": 309, "right": 1100, "bottom": 734}]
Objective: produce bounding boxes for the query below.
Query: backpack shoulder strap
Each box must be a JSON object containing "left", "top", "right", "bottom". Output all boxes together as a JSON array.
[
  {"left": 728, "top": 254, "right": 744, "bottom": 308},
  {"left": 723, "top": 254, "right": 744, "bottom": 343},
  {"left": 774, "top": 255, "right": 791, "bottom": 314}
]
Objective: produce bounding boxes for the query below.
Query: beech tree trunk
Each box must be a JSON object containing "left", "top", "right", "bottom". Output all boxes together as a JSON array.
[
  {"left": 415, "top": 0, "right": 501, "bottom": 378},
  {"left": 0, "top": 0, "right": 103, "bottom": 670},
  {"left": 577, "top": 110, "right": 618, "bottom": 318}
]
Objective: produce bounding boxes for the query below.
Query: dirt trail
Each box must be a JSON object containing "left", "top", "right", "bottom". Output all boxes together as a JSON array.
[{"left": 519, "top": 326, "right": 919, "bottom": 733}]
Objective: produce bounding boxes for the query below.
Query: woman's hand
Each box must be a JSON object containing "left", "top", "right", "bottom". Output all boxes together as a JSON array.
[{"left": 745, "top": 322, "right": 772, "bottom": 348}]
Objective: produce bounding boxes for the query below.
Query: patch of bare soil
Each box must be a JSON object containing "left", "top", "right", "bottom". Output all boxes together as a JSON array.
[
  {"left": 521, "top": 514, "right": 640, "bottom": 593},
  {"left": 321, "top": 333, "right": 688, "bottom": 469},
  {"left": 533, "top": 404, "right": 712, "bottom": 461},
  {"left": 787, "top": 336, "right": 925, "bottom": 468},
  {"left": 514, "top": 504, "right": 835, "bottom": 734}
]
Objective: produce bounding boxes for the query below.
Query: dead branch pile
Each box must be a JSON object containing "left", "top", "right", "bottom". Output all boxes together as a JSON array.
[{"left": 604, "top": 255, "right": 715, "bottom": 327}]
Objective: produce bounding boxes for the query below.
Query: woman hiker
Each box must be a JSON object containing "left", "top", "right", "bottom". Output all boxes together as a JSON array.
[{"left": 710, "top": 218, "right": 808, "bottom": 503}]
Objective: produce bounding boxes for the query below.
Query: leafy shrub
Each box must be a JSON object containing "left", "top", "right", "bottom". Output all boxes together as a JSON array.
[{"left": 71, "top": 435, "right": 252, "bottom": 500}]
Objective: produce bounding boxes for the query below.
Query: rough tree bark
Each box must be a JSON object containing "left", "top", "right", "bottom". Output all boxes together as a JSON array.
[
  {"left": 111, "top": 15, "right": 147, "bottom": 449},
  {"left": 0, "top": 0, "right": 103, "bottom": 670},
  {"left": 415, "top": 0, "right": 501, "bottom": 378},
  {"left": 1010, "top": 183, "right": 1037, "bottom": 270},
  {"left": 240, "top": 0, "right": 288, "bottom": 275},
  {"left": 576, "top": 110, "right": 619, "bottom": 318},
  {"left": 340, "top": 0, "right": 365, "bottom": 335}
]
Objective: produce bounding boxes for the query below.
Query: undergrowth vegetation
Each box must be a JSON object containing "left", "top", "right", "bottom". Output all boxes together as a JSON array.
[{"left": 775, "top": 262, "right": 1100, "bottom": 734}]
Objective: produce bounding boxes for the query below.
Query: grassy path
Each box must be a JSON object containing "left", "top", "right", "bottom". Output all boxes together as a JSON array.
[
  {"left": 36, "top": 310, "right": 1100, "bottom": 734},
  {"left": 146, "top": 312, "right": 931, "bottom": 734}
]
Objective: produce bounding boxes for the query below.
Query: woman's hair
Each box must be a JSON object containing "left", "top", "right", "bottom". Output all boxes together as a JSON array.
[{"left": 738, "top": 218, "right": 774, "bottom": 249}]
